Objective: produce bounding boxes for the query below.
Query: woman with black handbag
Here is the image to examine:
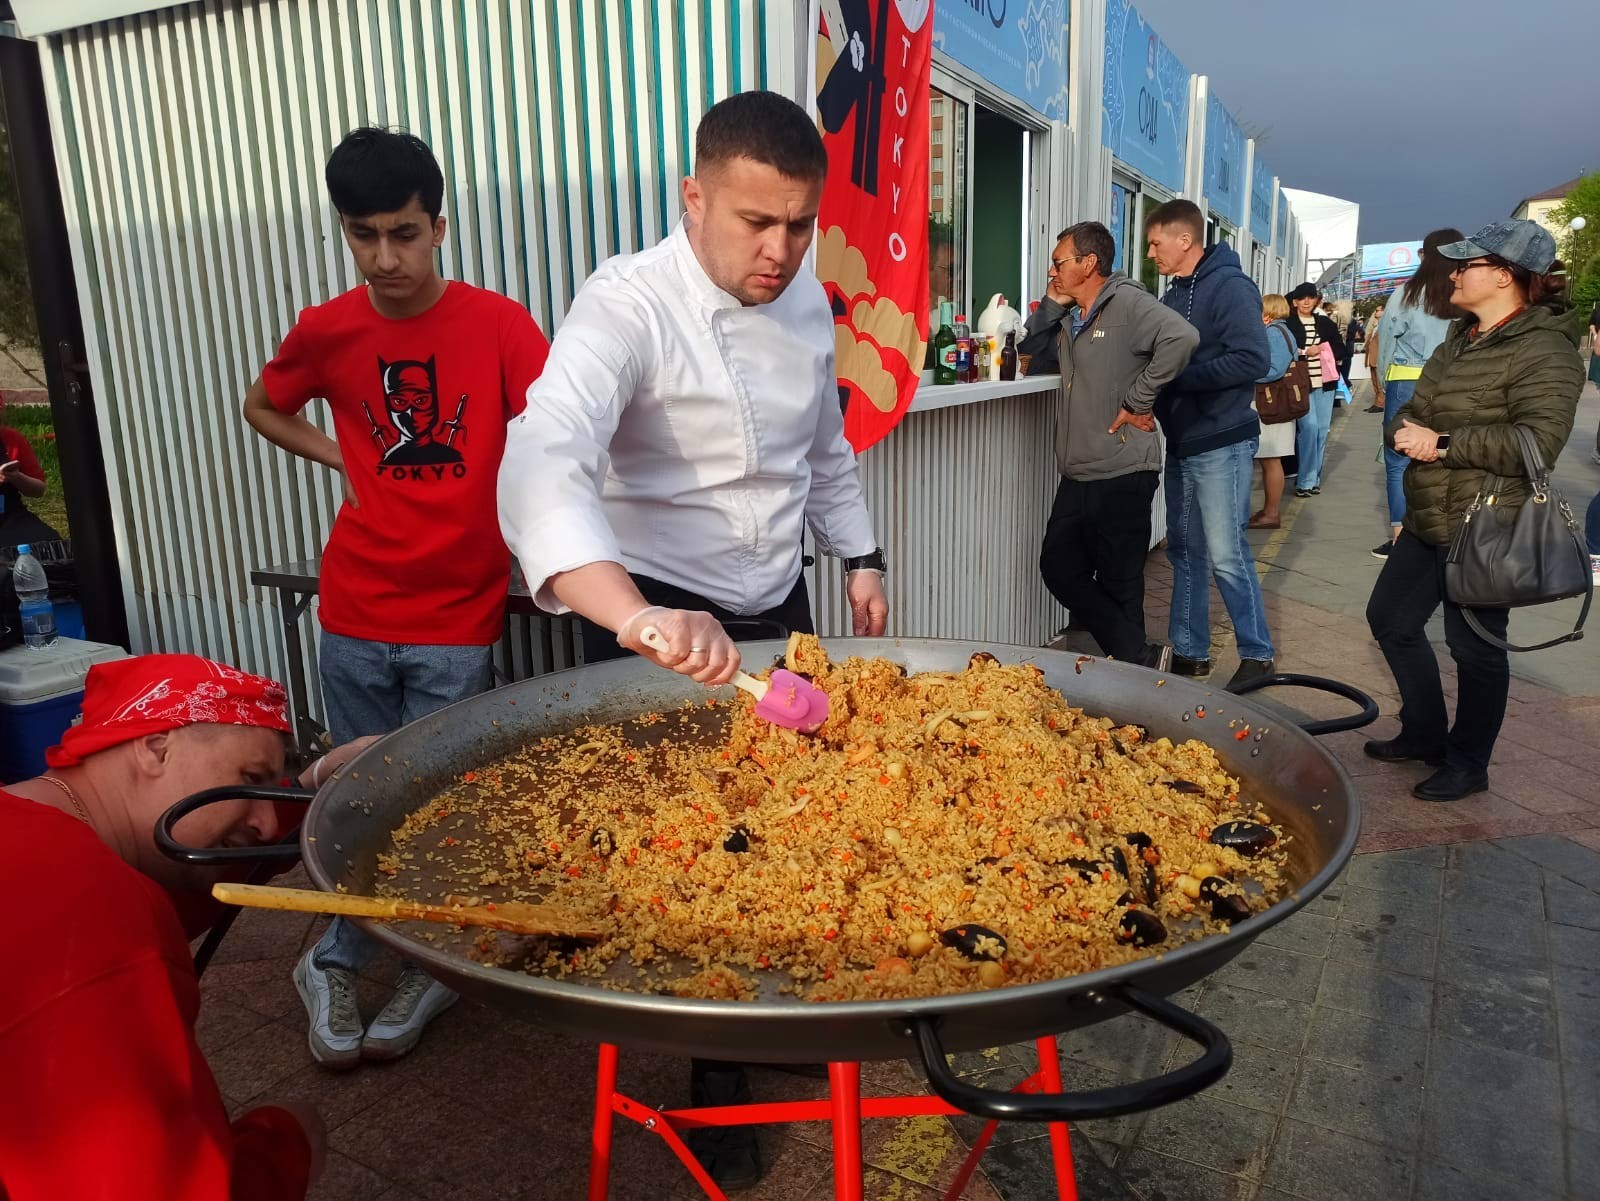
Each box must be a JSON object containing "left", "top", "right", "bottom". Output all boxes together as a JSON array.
[{"left": 1364, "top": 220, "right": 1584, "bottom": 801}]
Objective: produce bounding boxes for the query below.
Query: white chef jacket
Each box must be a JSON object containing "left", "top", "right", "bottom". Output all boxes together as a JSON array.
[{"left": 498, "top": 220, "right": 878, "bottom": 616}]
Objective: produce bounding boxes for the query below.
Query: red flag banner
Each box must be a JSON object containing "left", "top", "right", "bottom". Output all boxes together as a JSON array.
[{"left": 814, "top": 0, "right": 932, "bottom": 454}]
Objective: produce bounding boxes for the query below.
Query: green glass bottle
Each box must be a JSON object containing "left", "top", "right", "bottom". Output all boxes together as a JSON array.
[{"left": 933, "top": 301, "right": 958, "bottom": 385}]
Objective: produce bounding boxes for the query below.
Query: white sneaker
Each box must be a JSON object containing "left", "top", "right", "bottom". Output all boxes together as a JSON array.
[
  {"left": 360, "top": 963, "right": 458, "bottom": 1061},
  {"left": 293, "top": 947, "right": 362, "bottom": 1070}
]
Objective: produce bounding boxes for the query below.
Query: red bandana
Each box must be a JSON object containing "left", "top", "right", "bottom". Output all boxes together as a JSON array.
[{"left": 46, "top": 654, "right": 291, "bottom": 768}]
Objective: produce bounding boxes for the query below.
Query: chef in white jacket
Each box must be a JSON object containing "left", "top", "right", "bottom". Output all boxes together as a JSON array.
[
  {"left": 496, "top": 87, "right": 888, "bottom": 1191},
  {"left": 499, "top": 90, "right": 888, "bottom": 689}
]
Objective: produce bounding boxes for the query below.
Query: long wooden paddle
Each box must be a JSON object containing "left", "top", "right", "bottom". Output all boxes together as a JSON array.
[{"left": 212, "top": 882, "right": 604, "bottom": 940}]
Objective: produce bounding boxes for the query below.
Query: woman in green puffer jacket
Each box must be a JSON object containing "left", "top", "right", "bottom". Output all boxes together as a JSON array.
[{"left": 1364, "top": 220, "right": 1583, "bottom": 803}]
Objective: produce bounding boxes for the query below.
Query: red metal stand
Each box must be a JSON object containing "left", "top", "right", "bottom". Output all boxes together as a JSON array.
[{"left": 586, "top": 1038, "right": 1079, "bottom": 1201}]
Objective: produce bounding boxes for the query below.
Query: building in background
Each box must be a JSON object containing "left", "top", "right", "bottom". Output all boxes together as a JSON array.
[{"left": 1512, "top": 176, "right": 1583, "bottom": 241}]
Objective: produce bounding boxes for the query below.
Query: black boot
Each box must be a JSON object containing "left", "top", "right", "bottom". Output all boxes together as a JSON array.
[
  {"left": 1363, "top": 737, "right": 1447, "bottom": 767},
  {"left": 1225, "top": 659, "right": 1275, "bottom": 693},
  {"left": 1412, "top": 766, "right": 1490, "bottom": 802},
  {"left": 686, "top": 1061, "right": 764, "bottom": 1190}
]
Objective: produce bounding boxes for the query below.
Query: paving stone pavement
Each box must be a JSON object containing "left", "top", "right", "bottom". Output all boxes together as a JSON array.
[{"left": 195, "top": 371, "right": 1600, "bottom": 1200}]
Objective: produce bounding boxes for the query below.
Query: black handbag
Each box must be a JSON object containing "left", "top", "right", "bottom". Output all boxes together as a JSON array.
[{"left": 1444, "top": 424, "right": 1592, "bottom": 652}]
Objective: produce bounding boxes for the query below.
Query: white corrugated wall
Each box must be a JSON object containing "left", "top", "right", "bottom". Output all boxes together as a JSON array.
[
  {"left": 38, "top": 0, "right": 802, "bottom": 710},
  {"left": 809, "top": 390, "right": 1068, "bottom": 644}
]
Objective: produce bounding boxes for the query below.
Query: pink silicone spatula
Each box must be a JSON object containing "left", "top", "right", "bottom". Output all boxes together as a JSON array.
[{"left": 639, "top": 627, "right": 830, "bottom": 732}]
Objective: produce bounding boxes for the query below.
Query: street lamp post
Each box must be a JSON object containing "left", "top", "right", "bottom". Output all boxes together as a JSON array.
[{"left": 1573, "top": 217, "right": 1589, "bottom": 350}]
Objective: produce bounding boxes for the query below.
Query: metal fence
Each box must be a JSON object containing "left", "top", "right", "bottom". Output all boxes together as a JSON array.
[{"left": 37, "top": 0, "right": 800, "bottom": 723}]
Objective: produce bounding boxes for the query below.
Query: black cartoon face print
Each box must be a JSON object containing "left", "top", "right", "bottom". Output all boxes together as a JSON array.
[{"left": 360, "top": 356, "right": 468, "bottom": 467}]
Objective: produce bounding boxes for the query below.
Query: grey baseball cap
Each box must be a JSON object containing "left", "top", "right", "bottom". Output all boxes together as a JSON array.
[{"left": 1437, "top": 220, "right": 1557, "bottom": 273}]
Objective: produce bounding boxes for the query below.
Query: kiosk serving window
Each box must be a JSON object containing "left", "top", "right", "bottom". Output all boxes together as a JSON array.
[{"left": 927, "top": 65, "right": 1043, "bottom": 330}]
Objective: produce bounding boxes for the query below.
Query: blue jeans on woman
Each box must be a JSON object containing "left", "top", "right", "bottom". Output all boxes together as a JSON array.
[
  {"left": 1587, "top": 490, "right": 1600, "bottom": 555},
  {"left": 1295, "top": 385, "right": 1337, "bottom": 490},
  {"left": 1382, "top": 379, "right": 1418, "bottom": 525},
  {"left": 1165, "top": 440, "right": 1275, "bottom": 663}
]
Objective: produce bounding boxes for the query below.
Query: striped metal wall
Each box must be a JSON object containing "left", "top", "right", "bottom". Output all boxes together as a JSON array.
[
  {"left": 809, "top": 388, "right": 1068, "bottom": 646},
  {"left": 37, "top": 0, "right": 801, "bottom": 716}
]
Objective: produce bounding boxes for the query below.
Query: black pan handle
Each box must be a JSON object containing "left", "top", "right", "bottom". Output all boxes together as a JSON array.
[
  {"left": 1228, "top": 672, "right": 1379, "bottom": 737},
  {"left": 908, "top": 984, "right": 1232, "bottom": 1121},
  {"left": 156, "top": 786, "right": 314, "bottom": 865}
]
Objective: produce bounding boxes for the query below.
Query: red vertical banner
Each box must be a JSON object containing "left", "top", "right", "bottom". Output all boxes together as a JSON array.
[{"left": 814, "top": 0, "right": 932, "bottom": 454}]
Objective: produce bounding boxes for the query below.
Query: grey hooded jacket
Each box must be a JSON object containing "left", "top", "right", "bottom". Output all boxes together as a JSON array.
[{"left": 1023, "top": 274, "right": 1199, "bottom": 482}]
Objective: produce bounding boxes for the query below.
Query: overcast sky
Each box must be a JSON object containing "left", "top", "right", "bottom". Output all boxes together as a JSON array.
[{"left": 1130, "top": 0, "right": 1600, "bottom": 244}]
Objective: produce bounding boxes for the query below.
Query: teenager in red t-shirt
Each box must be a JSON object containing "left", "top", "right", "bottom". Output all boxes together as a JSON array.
[
  {"left": 0, "top": 412, "right": 60, "bottom": 548},
  {"left": 243, "top": 128, "right": 549, "bottom": 1070},
  {"left": 0, "top": 654, "right": 374, "bottom": 1201}
]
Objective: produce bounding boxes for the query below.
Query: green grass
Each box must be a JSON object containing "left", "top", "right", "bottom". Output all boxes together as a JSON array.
[{"left": 4, "top": 404, "right": 68, "bottom": 536}]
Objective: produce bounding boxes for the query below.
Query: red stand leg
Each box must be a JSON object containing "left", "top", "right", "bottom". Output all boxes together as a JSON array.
[
  {"left": 588, "top": 1043, "right": 620, "bottom": 1201},
  {"left": 828, "top": 1061, "right": 864, "bottom": 1201},
  {"left": 1033, "top": 1037, "right": 1078, "bottom": 1201}
]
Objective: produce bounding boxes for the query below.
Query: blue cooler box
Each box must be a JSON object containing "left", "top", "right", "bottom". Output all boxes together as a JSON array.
[{"left": 0, "top": 638, "right": 129, "bottom": 784}]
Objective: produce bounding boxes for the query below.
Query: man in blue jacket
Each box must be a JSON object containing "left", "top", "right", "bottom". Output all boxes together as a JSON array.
[{"left": 1146, "top": 199, "right": 1275, "bottom": 692}]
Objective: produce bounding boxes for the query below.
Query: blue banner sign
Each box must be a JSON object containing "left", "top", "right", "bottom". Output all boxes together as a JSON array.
[
  {"left": 1100, "top": 0, "right": 1189, "bottom": 196},
  {"left": 934, "top": 0, "right": 1070, "bottom": 121},
  {"left": 1274, "top": 192, "right": 1287, "bottom": 250},
  {"left": 1249, "top": 153, "right": 1273, "bottom": 245},
  {"left": 1203, "top": 93, "right": 1246, "bottom": 229}
]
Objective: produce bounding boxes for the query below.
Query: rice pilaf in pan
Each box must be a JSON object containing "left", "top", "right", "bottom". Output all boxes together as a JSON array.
[{"left": 377, "top": 636, "right": 1288, "bottom": 1001}]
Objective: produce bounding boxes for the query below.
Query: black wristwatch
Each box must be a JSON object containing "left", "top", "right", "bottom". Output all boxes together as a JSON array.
[{"left": 844, "top": 547, "right": 888, "bottom": 574}]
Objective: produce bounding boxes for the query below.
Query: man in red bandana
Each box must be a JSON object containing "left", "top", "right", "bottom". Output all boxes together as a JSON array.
[{"left": 0, "top": 654, "right": 371, "bottom": 1200}]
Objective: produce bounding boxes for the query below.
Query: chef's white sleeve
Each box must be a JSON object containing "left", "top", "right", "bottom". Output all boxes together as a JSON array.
[
  {"left": 802, "top": 340, "right": 878, "bottom": 560},
  {"left": 497, "top": 289, "right": 643, "bottom": 614}
]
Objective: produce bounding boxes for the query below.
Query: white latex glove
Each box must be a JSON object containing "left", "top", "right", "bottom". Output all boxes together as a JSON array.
[
  {"left": 847, "top": 571, "right": 889, "bottom": 636},
  {"left": 617, "top": 605, "right": 741, "bottom": 685}
]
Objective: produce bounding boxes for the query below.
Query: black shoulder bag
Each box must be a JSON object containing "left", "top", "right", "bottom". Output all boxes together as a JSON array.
[{"left": 1444, "top": 424, "right": 1591, "bottom": 652}]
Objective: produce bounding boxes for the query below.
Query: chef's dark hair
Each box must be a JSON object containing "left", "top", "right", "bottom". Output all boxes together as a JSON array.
[
  {"left": 326, "top": 127, "right": 446, "bottom": 222},
  {"left": 695, "top": 90, "right": 827, "bottom": 181}
]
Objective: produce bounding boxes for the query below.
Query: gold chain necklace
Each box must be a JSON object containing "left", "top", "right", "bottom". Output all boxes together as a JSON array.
[{"left": 39, "top": 775, "right": 93, "bottom": 827}]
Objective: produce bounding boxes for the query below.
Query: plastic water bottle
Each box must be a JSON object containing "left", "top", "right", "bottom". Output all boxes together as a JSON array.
[{"left": 12, "top": 543, "right": 57, "bottom": 648}]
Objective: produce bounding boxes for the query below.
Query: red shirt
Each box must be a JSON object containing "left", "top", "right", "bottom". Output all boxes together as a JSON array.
[
  {"left": 0, "top": 428, "right": 43, "bottom": 480},
  {"left": 0, "top": 790, "right": 312, "bottom": 1200},
  {"left": 261, "top": 283, "right": 549, "bottom": 645},
  {"left": 1, "top": 426, "right": 44, "bottom": 522}
]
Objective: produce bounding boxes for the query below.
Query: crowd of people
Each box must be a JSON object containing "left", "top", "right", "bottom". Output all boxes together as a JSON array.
[
  {"left": 2, "top": 81, "right": 1596, "bottom": 1200},
  {"left": 1031, "top": 214, "right": 1589, "bottom": 806}
]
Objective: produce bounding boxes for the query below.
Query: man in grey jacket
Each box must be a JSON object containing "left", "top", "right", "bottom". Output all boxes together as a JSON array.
[{"left": 1024, "top": 221, "right": 1199, "bottom": 667}]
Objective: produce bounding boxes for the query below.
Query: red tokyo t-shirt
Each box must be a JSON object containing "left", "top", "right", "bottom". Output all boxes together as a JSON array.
[
  {"left": 262, "top": 282, "right": 549, "bottom": 645},
  {"left": 0, "top": 791, "right": 312, "bottom": 1200}
]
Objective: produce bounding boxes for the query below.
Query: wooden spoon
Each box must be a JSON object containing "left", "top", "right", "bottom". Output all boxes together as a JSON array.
[{"left": 212, "top": 882, "right": 605, "bottom": 941}]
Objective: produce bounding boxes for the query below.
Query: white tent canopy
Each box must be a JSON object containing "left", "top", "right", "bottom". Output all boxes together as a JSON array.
[{"left": 1280, "top": 187, "right": 1360, "bottom": 281}]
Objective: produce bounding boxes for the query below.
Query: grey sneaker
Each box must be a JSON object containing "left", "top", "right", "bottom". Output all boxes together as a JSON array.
[
  {"left": 293, "top": 947, "right": 362, "bottom": 1070},
  {"left": 360, "top": 963, "right": 458, "bottom": 1061}
]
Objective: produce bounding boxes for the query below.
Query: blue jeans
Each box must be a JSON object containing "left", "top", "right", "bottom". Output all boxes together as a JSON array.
[
  {"left": 1295, "top": 385, "right": 1337, "bottom": 490},
  {"left": 312, "top": 633, "right": 494, "bottom": 972},
  {"left": 1165, "top": 441, "right": 1275, "bottom": 662},
  {"left": 1587, "top": 491, "right": 1600, "bottom": 556},
  {"left": 1382, "top": 379, "right": 1417, "bottom": 525}
]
